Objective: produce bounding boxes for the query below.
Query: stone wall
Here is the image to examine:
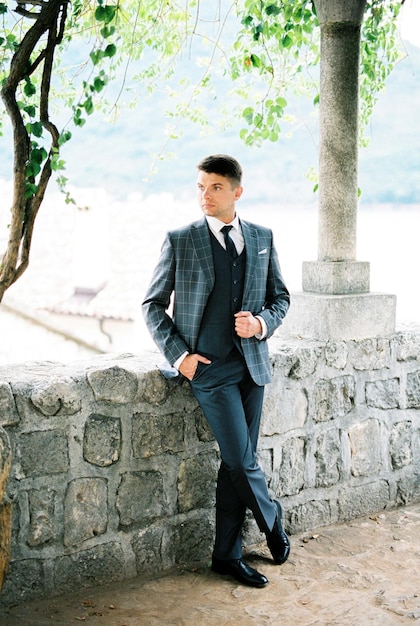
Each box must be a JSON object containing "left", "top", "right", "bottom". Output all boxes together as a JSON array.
[{"left": 0, "top": 331, "right": 419, "bottom": 606}]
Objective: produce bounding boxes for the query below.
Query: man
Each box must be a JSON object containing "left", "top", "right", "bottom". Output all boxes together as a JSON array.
[{"left": 142, "top": 154, "right": 290, "bottom": 588}]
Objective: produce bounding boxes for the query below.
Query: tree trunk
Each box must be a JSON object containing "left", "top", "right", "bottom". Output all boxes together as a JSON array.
[
  {"left": 0, "top": 428, "right": 12, "bottom": 592},
  {"left": 0, "top": 0, "right": 67, "bottom": 302}
]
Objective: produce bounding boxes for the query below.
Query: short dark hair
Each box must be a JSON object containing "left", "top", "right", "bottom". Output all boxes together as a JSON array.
[{"left": 197, "top": 154, "right": 242, "bottom": 187}]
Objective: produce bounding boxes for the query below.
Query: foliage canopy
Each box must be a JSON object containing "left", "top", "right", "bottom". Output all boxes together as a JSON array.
[{"left": 0, "top": 0, "right": 404, "bottom": 299}]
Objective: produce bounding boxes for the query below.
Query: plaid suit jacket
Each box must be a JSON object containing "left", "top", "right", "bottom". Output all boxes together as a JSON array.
[{"left": 142, "top": 217, "right": 290, "bottom": 386}]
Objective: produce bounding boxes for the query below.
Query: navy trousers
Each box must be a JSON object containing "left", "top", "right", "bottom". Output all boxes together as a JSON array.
[{"left": 189, "top": 347, "right": 276, "bottom": 560}]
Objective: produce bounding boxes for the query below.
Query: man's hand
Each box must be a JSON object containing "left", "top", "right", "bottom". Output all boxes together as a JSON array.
[
  {"left": 179, "top": 353, "right": 212, "bottom": 381},
  {"left": 234, "top": 311, "right": 262, "bottom": 338}
]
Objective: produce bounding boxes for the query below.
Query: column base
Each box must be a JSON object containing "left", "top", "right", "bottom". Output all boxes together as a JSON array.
[
  {"left": 302, "top": 261, "right": 370, "bottom": 294},
  {"left": 278, "top": 292, "right": 397, "bottom": 341}
]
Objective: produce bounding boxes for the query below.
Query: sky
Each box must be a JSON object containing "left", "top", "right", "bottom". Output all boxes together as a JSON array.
[{"left": 399, "top": 0, "right": 420, "bottom": 46}]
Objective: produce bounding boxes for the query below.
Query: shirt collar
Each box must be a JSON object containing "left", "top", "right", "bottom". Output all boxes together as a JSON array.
[{"left": 206, "top": 214, "right": 240, "bottom": 233}]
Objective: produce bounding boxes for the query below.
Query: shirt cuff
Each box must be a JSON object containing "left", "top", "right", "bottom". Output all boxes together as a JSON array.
[
  {"left": 255, "top": 315, "right": 267, "bottom": 340},
  {"left": 173, "top": 351, "right": 189, "bottom": 371}
]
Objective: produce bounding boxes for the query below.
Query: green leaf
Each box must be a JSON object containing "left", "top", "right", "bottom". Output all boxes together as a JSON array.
[
  {"left": 93, "top": 76, "right": 106, "bottom": 92},
  {"left": 95, "top": 6, "right": 106, "bottom": 21},
  {"left": 30, "top": 122, "right": 43, "bottom": 138},
  {"left": 100, "top": 25, "right": 116, "bottom": 38},
  {"left": 23, "top": 79, "right": 36, "bottom": 97},
  {"left": 104, "top": 43, "right": 117, "bottom": 58},
  {"left": 32, "top": 146, "right": 48, "bottom": 164},
  {"left": 59, "top": 130, "right": 72, "bottom": 146},
  {"left": 83, "top": 96, "right": 94, "bottom": 115},
  {"left": 73, "top": 108, "right": 86, "bottom": 127},
  {"left": 0, "top": 3, "right": 7, "bottom": 15},
  {"left": 254, "top": 113, "right": 263, "bottom": 128},
  {"left": 243, "top": 107, "right": 254, "bottom": 124},
  {"left": 25, "top": 183, "right": 38, "bottom": 199},
  {"left": 90, "top": 50, "right": 104, "bottom": 65},
  {"left": 26, "top": 160, "right": 41, "bottom": 177},
  {"left": 265, "top": 5, "right": 281, "bottom": 17},
  {"left": 23, "top": 105, "right": 36, "bottom": 117},
  {"left": 95, "top": 4, "right": 116, "bottom": 24},
  {"left": 282, "top": 34, "right": 293, "bottom": 49}
]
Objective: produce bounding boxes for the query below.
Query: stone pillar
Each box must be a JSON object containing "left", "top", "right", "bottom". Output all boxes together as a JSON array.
[{"left": 280, "top": 0, "right": 396, "bottom": 341}]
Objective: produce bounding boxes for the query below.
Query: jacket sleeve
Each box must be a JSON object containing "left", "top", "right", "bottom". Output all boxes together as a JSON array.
[
  {"left": 142, "top": 233, "right": 190, "bottom": 366},
  {"left": 257, "top": 231, "right": 290, "bottom": 338}
]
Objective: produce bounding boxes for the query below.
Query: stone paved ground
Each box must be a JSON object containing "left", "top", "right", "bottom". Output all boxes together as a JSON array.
[{"left": 1, "top": 503, "right": 419, "bottom": 626}]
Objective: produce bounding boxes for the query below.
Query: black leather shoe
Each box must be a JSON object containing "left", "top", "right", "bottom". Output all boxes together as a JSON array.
[
  {"left": 211, "top": 557, "right": 269, "bottom": 588},
  {"left": 266, "top": 500, "right": 291, "bottom": 564}
]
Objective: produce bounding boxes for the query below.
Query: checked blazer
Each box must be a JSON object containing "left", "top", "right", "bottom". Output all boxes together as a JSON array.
[{"left": 142, "top": 216, "right": 290, "bottom": 386}]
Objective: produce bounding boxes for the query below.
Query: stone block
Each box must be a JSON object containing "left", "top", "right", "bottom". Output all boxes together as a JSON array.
[
  {"left": 262, "top": 381, "right": 308, "bottom": 435},
  {"left": 131, "top": 526, "right": 166, "bottom": 575},
  {"left": 87, "top": 365, "right": 138, "bottom": 403},
  {"left": 27, "top": 487, "right": 55, "bottom": 547},
  {"left": 390, "top": 421, "right": 413, "bottom": 469},
  {"left": 396, "top": 469, "right": 420, "bottom": 505},
  {"left": 117, "top": 471, "right": 165, "bottom": 527},
  {"left": 365, "top": 378, "right": 400, "bottom": 409},
  {"left": 141, "top": 369, "right": 169, "bottom": 405},
  {"left": 83, "top": 414, "right": 122, "bottom": 467},
  {"left": 338, "top": 480, "right": 390, "bottom": 521},
  {"left": 288, "top": 345, "right": 320, "bottom": 379},
  {"left": 315, "top": 430, "right": 342, "bottom": 487},
  {"left": 173, "top": 515, "right": 214, "bottom": 564},
  {"left": 302, "top": 260, "right": 370, "bottom": 294},
  {"left": 348, "top": 420, "right": 381, "bottom": 477},
  {"left": 279, "top": 292, "right": 396, "bottom": 341},
  {"left": 177, "top": 451, "right": 218, "bottom": 513},
  {"left": 31, "top": 378, "right": 81, "bottom": 416},
  {"left": 64, "top": 478, "right": 108, "bottom": 547},
  {"left": 0, "top": 558, "right": 44, "bottom": 605},
  {"left": 194, "top": 407, "right": 214, "bottom": 443},
  {"left": 288, "top": 499, "right": 336, "bottom": 534},
  {"left": 16, "top": 430, "right": 69, "bottom": 478},
  {"left": 258, "top": 448, "right": 273, "bottom": 486},
  {"left": 325, "top": 341, "right": 348, "bottom": 369},
  {"left": 132, "top": 412, "right": 184, "bottom": 458},
  {"left": 406, "top": 370, "right": 420, "bottom": 408},
  {"left": 278, "top": 437, "right": 306, "bottom": 496},
  {"left": 53, "top": 542, "right": 126, "bottom": 594},
  {"left": 394, "top": 330, "right": 420, "bottom": 361},
  {"left": 314, "top": 375, "right": 355, "bottom": 422},
  {"left": 352, "top": 337, "right": 392, "bottom": 371},
  {"left": 0, "top": 383, "right": 19, "bottom": 427}
]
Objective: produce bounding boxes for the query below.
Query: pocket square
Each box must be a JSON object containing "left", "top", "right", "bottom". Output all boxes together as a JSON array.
[{"left": 258, "top": 248, "right": 268, "bottom": 255}]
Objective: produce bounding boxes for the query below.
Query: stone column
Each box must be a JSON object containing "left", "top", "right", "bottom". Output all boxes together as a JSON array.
[{"left": 280, "top": 0, "right": 396, "bottom": 341}]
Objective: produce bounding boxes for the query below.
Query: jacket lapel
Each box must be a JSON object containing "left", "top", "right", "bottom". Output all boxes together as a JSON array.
[{"left": 241, "top": 220, "right": 259, "bottom": 302}]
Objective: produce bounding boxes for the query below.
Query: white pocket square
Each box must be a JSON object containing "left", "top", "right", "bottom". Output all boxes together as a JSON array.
[{"left": 258, "top": 248, "right": 268, "bottom": 255}]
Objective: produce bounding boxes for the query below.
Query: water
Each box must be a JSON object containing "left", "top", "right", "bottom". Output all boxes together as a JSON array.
[{"left": 1, "top": 179, "right": 419, "bottom": 365}]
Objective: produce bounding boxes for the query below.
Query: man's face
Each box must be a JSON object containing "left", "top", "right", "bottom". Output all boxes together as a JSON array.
[{"left": 197, "top": 170, "right": 243, "bottom": 223}]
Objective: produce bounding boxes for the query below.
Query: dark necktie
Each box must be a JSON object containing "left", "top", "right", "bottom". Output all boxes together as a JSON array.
[{"left": 221, "top": 225, "right": 238, "bottom": 259}]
